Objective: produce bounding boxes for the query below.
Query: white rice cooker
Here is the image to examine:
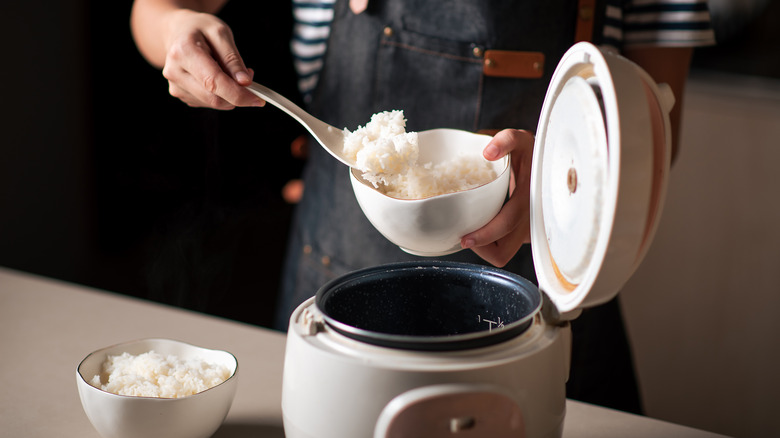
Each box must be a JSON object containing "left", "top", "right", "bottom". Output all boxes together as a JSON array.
[{"left": 281, "top": 42, "right": 674, "bottom": 438}]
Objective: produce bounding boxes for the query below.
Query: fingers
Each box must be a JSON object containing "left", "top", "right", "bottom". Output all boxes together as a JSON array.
[
  {"left": 162, "top": 13, "right": 264, "bottom": 109},
  {"left": 461, "top": 185, "right": 531, "bottom": 267},
  {"left": 461, "top": 128, "right": 535, "bottom": 267},
  {"left": 483, "top": 129, "right": 534, "bottom": 161},
  {"left": 204, "top": 21, "right": 252, "bottom": 85},
  {"left": 468, "top": 235, "right": 529, "bottom": 268}
]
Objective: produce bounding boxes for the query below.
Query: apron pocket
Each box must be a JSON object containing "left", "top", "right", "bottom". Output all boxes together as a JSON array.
[{"left": 375, "top": 27, "right": 484, "bottom": 132}]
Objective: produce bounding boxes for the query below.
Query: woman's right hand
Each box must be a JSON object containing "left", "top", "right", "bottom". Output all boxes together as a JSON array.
[{"left": 136, "top": 6, "right": 265, "bottom": 110}]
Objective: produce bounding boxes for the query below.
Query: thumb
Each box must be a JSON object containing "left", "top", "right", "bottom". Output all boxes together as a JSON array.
[
  {"left": 206, "top": 24, "right": 252, "bottom": 85},
  {"left": 221, "top": 47, "right": 252, "bottom": 85}
]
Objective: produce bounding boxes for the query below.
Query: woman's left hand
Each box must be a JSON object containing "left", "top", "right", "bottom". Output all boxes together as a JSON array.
[{"left": 460, "top": 129, "right": 534, "bottom": 267}]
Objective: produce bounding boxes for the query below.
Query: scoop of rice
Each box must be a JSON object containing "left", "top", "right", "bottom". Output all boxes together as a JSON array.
[
  {"left": 343, "top": 110, "right": 418, "bottom": 174},
  {"left": 90, "top": 351, "right": 231, "bottom": 398},
  {"left": 343, "top": 110, "right": 497, "bottom": 199}
]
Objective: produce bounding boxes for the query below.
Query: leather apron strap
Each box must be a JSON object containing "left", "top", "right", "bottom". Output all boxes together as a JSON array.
[
  {"left": 483, "top": 0, "right": 597, "bottom": 79},
  {"left": 575, "top": 0, "right": 598, "bottom": 43}
]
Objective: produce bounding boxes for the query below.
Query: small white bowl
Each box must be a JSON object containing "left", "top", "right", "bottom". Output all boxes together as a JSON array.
[
  {"left": 350, "top": 129, "right": 510, "bottom": 256},
  {"left": 76, "top": 338, "right": 238, "bottom": 438}
]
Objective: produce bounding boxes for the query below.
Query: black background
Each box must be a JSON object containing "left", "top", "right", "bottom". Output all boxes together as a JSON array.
[{"left": 1, "top": 1, "right": 304, "bottom": 328}]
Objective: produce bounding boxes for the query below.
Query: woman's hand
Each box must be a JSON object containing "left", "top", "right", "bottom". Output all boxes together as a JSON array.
[
  {"left": 160, "top": 10, "right": 263, "bottom": 109},
  {"left": 461, "top": 129, "right": 534, "bottom": 267},
  {"left": 130, "top": 0, "right": 264, "bottom": 110}
]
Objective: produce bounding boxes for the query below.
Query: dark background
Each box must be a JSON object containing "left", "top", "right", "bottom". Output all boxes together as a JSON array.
[
  {"left": 1, "top": 1, "right": 304, "bottom": 329},
  {"left": 1, "top": 1, "right": 777, "bottom": 329},
  {"left": 692, "top": 0, "right": 780, "bottom": 79}
]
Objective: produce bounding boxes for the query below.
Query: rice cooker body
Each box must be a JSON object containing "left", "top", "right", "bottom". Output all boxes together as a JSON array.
[
  {"left": 280, "top": 41, "right": 674, "bottom": 438},
  {"left": 282, "top": 296, "right": 571, "bottom": 438}
]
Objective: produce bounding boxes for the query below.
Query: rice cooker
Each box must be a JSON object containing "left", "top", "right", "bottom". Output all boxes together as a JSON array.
[{"left": 281, "top": 42, "right": 674, "bottom": 438}]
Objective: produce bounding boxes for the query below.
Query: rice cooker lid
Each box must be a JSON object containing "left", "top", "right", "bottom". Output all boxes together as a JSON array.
[{"left": 531, "top": 42, "right": 674, "bottom": 315}]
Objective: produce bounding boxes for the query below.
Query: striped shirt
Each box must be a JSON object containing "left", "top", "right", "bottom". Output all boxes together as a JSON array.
[
  {"left": 291, "top": 0, "right": 715, "bottom": 101},
  {"left": 602, "top": 0, "right": 717, "bottom": 51},
  {"left": 291, "top": 0, "right": 336, "bottom": 102}
]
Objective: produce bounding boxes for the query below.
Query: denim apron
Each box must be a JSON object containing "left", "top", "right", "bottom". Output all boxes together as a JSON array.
[{"left": 277, "top": 0, "right": 642, "bottom": 414}]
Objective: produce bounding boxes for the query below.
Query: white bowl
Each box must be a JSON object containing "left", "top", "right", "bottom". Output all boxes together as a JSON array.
[
  {"left": 350, "top": 128, "right": 510, "bottom": 256},
  {"left": 76, "top": 338, "right": 238, "bottom": 438}
]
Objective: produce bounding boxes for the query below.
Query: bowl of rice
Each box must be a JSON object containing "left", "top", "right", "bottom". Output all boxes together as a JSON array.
[
  {"left": 345, "top": 111, "right": 510, "bottom": 256},
  {"left": 76, "top": 338, "right": 238, "bottom": 438}
]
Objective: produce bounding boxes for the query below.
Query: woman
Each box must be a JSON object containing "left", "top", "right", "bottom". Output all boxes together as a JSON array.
[{"left": 130, "top": 0, "right": 714, "bottom": 413}]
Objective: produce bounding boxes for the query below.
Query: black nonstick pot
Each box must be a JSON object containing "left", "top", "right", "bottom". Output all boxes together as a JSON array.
[{"left": 315, "top": 261, "right": 543, "bottom": 351}]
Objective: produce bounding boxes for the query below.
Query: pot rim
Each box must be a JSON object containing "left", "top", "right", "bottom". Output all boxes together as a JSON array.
[{"left": 314, "top": 261, "right": 543, "bottom": 351}]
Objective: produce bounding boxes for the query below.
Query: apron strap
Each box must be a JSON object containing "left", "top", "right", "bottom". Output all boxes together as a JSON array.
[
  {"left": 483, "top": 0, "right": 596, "bottom": 79},
  {"left": 483, "top": 50, "right": 545, "bottom": 79},
  {"left": 575, "top": 0, "right": 597, "bottom": 43}
]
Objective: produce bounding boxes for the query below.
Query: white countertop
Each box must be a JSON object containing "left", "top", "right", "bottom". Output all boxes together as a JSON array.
[{"left": 0, "top": 267, "right": 729, "bottom": 438}]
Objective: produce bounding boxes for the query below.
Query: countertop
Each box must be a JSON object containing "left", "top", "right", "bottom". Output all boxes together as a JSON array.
[{"left": 0, "top": 267, "right": 729, "bottom": 438}]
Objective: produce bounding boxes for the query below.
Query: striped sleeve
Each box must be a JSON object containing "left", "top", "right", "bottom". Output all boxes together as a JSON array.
[
  {"left": 291, "top": 0, "right": 336, "bottom": 102},
  {"left": 624, "top": 0, "right": 716, "bottom": 47},
  {"left": 602, "top": 0, "right": 716, "bottom": 51},
  {"left": 602, "top": 2, "right": 625, "bottom": 51}
]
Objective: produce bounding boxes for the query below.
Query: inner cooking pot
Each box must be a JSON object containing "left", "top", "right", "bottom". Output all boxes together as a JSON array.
[{"left": 315, "top": 261, "right": 542, "bottom": 351}]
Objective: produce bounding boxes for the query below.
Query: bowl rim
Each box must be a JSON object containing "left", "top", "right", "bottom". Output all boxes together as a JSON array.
[{"left": 76, "top": 337, "right": 238, "bottom": 400}]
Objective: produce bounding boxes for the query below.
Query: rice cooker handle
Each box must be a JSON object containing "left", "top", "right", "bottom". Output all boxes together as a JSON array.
[
  {"left": 374, "top": 384, "right": 525, "bottom": 438},
  {"left": 542, "top": 293, "right": 582, "bottom": 324}
]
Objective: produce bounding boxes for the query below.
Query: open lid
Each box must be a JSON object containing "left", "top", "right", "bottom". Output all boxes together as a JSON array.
[{"left": 530, "top": 42, "right": 674, "bottom": 317}]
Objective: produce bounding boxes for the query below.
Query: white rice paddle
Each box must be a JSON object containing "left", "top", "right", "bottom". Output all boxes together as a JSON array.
[
  {"left": 245, "top": 82, "right": 356, "bottom": 167},
  {"left": 245, "top": 82, "right": 494, "bottom": 175}
]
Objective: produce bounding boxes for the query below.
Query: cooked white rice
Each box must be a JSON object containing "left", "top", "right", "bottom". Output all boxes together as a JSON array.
[
  {"left": 343, "top": 110, "right": 496, "bottom": 199},
  {"left": 343, "top": 110, "right": 418, "bottom": 174},
  {"left": 90, "top": 351, "right": 231, "bottom": 398}
]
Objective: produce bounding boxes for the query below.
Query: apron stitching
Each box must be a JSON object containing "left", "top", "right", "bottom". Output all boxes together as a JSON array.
[{"left": 381, "top": 40, "right": 484, "bottom": 64}]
